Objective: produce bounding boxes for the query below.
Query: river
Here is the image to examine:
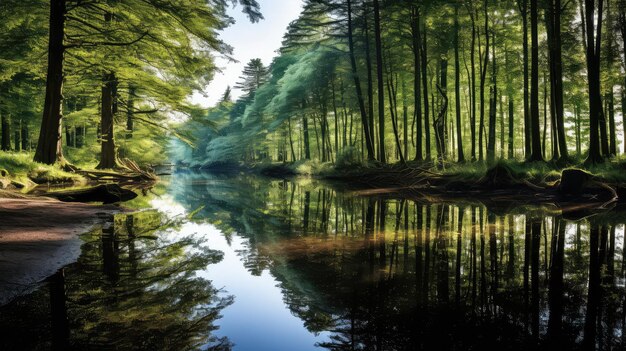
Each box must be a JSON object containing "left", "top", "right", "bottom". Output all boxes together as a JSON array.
[{"left": 1, "top": 171, "right": 625, "bottom": 350}]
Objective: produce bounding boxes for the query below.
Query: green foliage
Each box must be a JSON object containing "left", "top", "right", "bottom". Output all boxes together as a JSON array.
[{"left": 0, "top": 152, "right": 86, "bottom": 184}]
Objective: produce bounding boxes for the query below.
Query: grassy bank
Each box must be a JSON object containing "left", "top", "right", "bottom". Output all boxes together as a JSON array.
[
  {"left": 202, "top": 156, "right": 626, "bottom": 189},
  {"left": 0, "top": 152, "right": 87, "bottom": 192}
]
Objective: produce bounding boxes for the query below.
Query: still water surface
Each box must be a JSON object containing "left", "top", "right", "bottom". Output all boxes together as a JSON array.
[{"left": 1, "top": 171, "right": 625, "bottom": 350}]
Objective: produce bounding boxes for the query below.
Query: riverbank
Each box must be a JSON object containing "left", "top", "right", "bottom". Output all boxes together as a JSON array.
[
  {"left": 183, "top": 158, "right": 626, "bottom": 207},
  {"left": 0, "top": 198, "right": 123, "bottom": 306}
]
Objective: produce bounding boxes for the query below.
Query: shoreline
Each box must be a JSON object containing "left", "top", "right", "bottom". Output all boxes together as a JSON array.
[{"left": 0, "top": 197, "right": 123, "bottom": 306}]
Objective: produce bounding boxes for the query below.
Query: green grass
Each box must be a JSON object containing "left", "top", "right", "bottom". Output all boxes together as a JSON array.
[{"left": 0, "top": 152, "right": 87, "bottom": 186}]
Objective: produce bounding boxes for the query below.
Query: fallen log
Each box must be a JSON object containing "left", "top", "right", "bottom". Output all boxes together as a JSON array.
[{"left": 43, "top": 184, "right": 137, "bottom": 204}]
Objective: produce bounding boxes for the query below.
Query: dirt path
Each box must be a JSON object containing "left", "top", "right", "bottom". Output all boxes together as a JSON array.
[{"left": 0, "top": 198, "right": 122, "bottom": 306}]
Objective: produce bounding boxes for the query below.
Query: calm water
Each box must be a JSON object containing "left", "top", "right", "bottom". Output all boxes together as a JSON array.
[{"left": 1, "top": 171, "right": 626, "bottom": 350}]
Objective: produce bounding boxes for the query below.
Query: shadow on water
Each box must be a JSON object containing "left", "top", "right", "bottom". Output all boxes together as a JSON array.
[
  {"left": 169, "top": 172, "right": 626, "bottom": 351},
  {"left": 0, "top": 210, "right": 233, "bottom": 351},
  {"left": 1, "top": 171, "right": 626, "bottom": 350}
]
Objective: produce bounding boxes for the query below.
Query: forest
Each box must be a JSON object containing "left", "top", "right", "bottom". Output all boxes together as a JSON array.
[
  {"left": 2, "top": 1, "right": 626, "bottom": 350},
  {"left": 0, "top": 0, "right": 625, "bottom": 187},
  {"left": 169, "top": 0, "right": 626, "bottom": 177}
]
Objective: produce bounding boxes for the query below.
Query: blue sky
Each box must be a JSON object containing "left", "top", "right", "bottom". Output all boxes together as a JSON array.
[{"left": 192, "top": 0, "right": 304, "bottom": 107}]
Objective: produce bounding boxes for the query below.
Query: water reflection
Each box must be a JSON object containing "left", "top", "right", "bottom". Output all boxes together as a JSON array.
[
  {"left": 1, "top": 172, "right": 625, "bottom": 351},
  {"left": 170, "top": 172, "right": 626, "bottom": 351},
  {"left": 0, "top": 211, "right": 232, "bottom": 351}
]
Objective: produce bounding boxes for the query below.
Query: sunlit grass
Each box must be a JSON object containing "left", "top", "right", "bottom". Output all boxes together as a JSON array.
[{"left": 0, "top": 151, "right": 86, "bottom": 186}]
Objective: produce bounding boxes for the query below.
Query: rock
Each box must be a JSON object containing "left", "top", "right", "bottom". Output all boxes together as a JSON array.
[
  {"left": 559, "top": 169, "right": 593, "bottom": 195},
  {"left": 479, "top": 163, "right": 519, "bottom": 188}
]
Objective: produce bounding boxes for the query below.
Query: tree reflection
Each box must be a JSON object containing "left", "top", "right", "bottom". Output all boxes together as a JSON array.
[
  {"left": 169, "top": 173, "right": 626, "bottom": 351},
  {"left": 0, "top": 211, "right": 232, "bottom": 351}
]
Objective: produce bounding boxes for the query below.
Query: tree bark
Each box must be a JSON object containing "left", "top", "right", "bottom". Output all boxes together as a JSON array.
[
  {"left": 421, "top": 18, "right": 431, "bottom": 161},
  {"left": 411, "top": 5, "right": 423, "bottom": 161},
  {"left": 373, "top": 0, "right": 386, "bottom": 163},
  {"left": 1, "top": 113, "right": 10, "bottom": 151},
  {"left": 584, "top": 0, "right": 605, "bottom": 164},
  {"left": 454, "top": 4, "right": 465, "bottom": 163},
  {"left": 546, "top": 0, "right": 568, "bottom": 160},
  {"left": 518, "top": 0, "right": 532, "bottom": 158},
  {"left": 34, "top": 0, "right": 66, "bottom": 165},
  {"left": 529, "top": 0, "right": 544, "bottom": 161},
  {"left": 347, "top": 0, "right": 375, "bottom": 160},
  {"left": 487, "top": 30, "right": 497, "bottom": 164},
  {"left": 97, "top": 72, "right": 119, "bottom": 169}
]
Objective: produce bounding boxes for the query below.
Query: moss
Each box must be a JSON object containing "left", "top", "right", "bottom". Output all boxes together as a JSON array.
[{"left": 0, "top": 152, "right": 86, "bottom": 186}]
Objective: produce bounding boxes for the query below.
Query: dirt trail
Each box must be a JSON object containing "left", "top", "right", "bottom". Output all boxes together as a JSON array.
[{"left": 0, "top": 198, "right": 121, "bottom": 306}]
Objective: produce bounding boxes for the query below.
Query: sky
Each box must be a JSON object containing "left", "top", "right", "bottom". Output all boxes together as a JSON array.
[{"left": 191, "top": 0, "right": 304, "bottom": 107}]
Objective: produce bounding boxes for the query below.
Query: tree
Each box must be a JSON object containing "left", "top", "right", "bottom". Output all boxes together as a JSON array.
[
  {"left": 235, "top": 58, "right": 270, "bottom": 98},
  {"left": 528, "top": 0, "right": 544, "bottom": 161},
  {"left": 583, "top": 0, "right": 605, "bottom": 164}
]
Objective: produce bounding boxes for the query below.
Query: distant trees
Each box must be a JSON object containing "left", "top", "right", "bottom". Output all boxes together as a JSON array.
[
  {"left": 235, "top": 59, "right": 270, "bottom": 98},
  {"left": 173, "top": 0, "right": 626, "bottom": 168}
]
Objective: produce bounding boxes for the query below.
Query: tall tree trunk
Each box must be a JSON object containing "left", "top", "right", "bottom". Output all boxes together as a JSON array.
[
  {"left": 302, "top": 111, "right": 311, "bottom": 160},
  {"left": 21, "top": 123, "right": 29, "bottom": 151},
  {"left": 619, "top": 5, "right": 626, "bottom": 153},
  {"left": 469, "top": 6, "right": 477, "bottom": 161},
  {"left": 478, "top": 3, "right": 488, "bottom": 162},
  {"left": 363, "top": 5, "right": 376, "bottom": 154},
  {"left": 584, "top": 0, "right": 605, "bottom": 164},
  {"left": 347, "top": 0, "right": 375, "bottom": 161},
  {"left": 454, "top": 5, "right": 465, "bottom": 163},
  {"left": 97, "top": 72, "right": 119, "bottom": 169},
  {"left": 373, "top": 0, "right": 386, "bottom": 163},
  {"left": 608, "top": 90, "right": 616, "bottom": 156},
  {"left": 529, "top": 0, "right": 544, "bottom": 161},
  {"left": 34, "top": 0, "right": 66, "bottom": 165},
  {"left": 421, "top": 18, "right": 431, "bottom": 161},
  {"left": 435, "top": 58, "right": 448, "bottom": 165},
  {"left": 126, "top": 85, "right": 135, "bottom": 138},
  {"left": 411, "top": 5, "right": 423, "bottom": 161},
  {"left": 547, "top": 0, "right": 568, "bottom": 160},
  {"left": 1, "top": 113, "right": 10, "bottom": 151},
  {"left": 14, "top": 119, "right": 21, "bottom": 151},
  {"left": 487, "top": 30, "right": 497, "bottom": 164},
  {"left": 518, "top": 0, "right": 532, "bottom": 158}
]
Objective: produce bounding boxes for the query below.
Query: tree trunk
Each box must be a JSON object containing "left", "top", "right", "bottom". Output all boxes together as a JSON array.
[
  {"left": 1, "top": 113, "right": 10, "bottom": 151},
  {"left": 547, "top": 0, "right": 568, "bottom": 160},
  {"left": 487, "top": 30, "right": 497, "bottom": 164},
  {"left": 34, "top": 0, "right": 66, "bottom": 165},
  {"left": 21, "top": 123, "right": 29, "bottom": 151},
  {"left": 97, "top": 72, "right": 119, "bottom": 169},
  {"left": 454, "top": 5, "right": 465, "bottom": 163},
  {"left": 529, "top": 0, "right": 544, "bottom": 161},
  {"left": 373, "top": 0, "right": 386, "bottom": 163},
  {"left": 126, "top": 85, "right": 135, "bottom": 138},
  {"left": 469, "top": 7, "right": 477, "bottom": 161},
  {"left": 584, "top": 0, "right": 604, "bottom": 164},
  {"left": 347, "top": 0, "right": 375, "bottom": 161},
  {"left": 302, "top": 112, "right": 311, "bottom": 160},
  {"left": 435, "top": 59, "right": 448, "bottom": 165},
  {"left": 421, "top": 19, "right": 431, "bottom": 161},
  {"left": 364, "top": 4, "right": 376, "bottom": 155},
  {"left": 519, "top": 0, "right": 531, "bottom": 158},
  {"left": 608, "top": 90, "right": 616, "bottom": 156},
  {"left": 75, "top": 125, "right": 84, "bottom": 148},
  {"left": 478, "top": 3, "right": 488, "bottom": 162},
  {"left": 14, "top": 120, "right": 21, "bottom": 151},
  {"left": 411, "top": 5, "right": 423, "bottom": 161}
]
